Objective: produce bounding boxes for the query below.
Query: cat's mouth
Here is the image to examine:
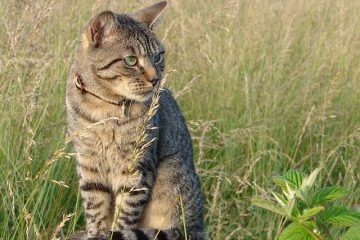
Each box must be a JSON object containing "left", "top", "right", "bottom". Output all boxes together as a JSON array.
[
  {"left": 124, "top": 82, "right": 158, "bottom": 101},
  {"left": 136, "top": 89, "right": 152, "bottom": 95},
  {"left": 130, "top": 83, "right": 156, "bottom": 94},
  {"left": 131, "top": 87, "right": 154, "bottom": 98}
]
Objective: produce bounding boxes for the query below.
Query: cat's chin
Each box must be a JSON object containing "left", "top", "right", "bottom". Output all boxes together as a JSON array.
[{"left": 122, "top": 91, "right": 154, "bottom": 103}]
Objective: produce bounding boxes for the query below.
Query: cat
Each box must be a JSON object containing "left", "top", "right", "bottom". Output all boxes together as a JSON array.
[{"left": 65, "top": 1, "right": 207, "bottom": 239}]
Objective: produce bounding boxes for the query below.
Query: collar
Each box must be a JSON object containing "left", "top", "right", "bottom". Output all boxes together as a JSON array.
[{"left": 75, "top": 72, "right": 131, "bottom": 117}]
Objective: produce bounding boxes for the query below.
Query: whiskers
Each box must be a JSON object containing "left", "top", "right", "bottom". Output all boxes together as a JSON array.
[{"left": 128, "top": 82, "right": 153, "bottom": 95}]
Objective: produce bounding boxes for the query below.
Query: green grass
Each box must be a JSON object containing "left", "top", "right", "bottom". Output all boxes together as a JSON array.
[{"left": 0, "top": 0, "right": 359, "bottom": 239}]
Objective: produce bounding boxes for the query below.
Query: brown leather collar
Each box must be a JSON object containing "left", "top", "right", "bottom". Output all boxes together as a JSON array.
[{"left": 75, "top": 72, "right": 130, "bottom": 117}]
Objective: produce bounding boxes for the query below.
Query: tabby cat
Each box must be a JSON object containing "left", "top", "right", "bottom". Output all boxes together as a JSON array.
[{"left": 65, "top": 1, "right": 206, "bottom": 239}]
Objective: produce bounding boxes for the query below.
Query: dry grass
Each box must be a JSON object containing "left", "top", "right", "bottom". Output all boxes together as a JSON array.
[{"left": 0, "top": 0, "right": 359, "bottom": 239}]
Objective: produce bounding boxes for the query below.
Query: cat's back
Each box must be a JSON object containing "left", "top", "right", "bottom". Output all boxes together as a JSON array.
[{"left": 157, "top": 89, "right": 194, "bottom": 167}]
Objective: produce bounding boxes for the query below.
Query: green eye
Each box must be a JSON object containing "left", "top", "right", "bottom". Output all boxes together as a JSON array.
[
  {"left": 124, "top": 56, "right": 137, "bottom": 66},
  {"left": 153, "top": 53, "right": 163, "bottom": 63}
]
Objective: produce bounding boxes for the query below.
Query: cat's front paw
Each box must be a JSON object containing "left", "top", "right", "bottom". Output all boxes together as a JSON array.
[
  {"left": 86, "top": 236, "right": 108, "bottom": 240},
  {"left": 86, "top": 232, "right": 109, "bottom": 240}
]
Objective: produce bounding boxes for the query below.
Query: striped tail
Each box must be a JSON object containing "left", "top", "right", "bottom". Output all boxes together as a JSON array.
[{"left": 66, "top": 229, "right": 207, "bottom": 240}]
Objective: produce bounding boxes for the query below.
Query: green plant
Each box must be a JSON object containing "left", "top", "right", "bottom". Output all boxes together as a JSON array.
[{"left": 252, "top": 168, "right": 360, "bottom": 240}]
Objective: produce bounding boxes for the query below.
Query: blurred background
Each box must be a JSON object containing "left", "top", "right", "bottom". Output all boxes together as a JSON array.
[{"left": 0, "top": 0, "right": 359, "bottom": 239}]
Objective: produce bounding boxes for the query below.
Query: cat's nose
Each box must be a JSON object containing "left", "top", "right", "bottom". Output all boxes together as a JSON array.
[
  {"left": 141, "top": 59, "right": 159, "bottom": 86},
  {"left": 147, "top": 77, "right": 159, "bottom": 86}
]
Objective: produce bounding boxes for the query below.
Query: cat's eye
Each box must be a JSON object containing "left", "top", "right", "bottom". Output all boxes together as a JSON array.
[
  {"left": 153, "top": 52, "right": 163, "bottom": 63},
  {"left": 124, "top": 56, "right": 138, "bottom": 66}
]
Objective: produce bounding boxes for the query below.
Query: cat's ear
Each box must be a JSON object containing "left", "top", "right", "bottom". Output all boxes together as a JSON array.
[
  {"left": 131, "top": 1, "right": 167, "bottom": 29},
  {"left": 87, "top": 11, "right": 116, "bottom": 47}
]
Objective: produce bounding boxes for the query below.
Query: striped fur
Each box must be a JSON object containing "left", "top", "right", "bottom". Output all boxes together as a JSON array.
[
  {"left": 67, "top": 229, "right": 196, "bottom": 240},
  {"left": 66, "top": 1, "right": 206, "bottom": 240}
]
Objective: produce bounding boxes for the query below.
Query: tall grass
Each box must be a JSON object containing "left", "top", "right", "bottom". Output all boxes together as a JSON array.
[{"left": 0, "top": 0, "right": 359, "bottom": 239}]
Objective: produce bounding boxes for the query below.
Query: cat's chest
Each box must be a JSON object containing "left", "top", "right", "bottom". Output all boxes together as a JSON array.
[
  {"left": 75, "top": 113, "right": 152, "bottom": 188},
  {"left": 92, "top": 118, "right": 143, "bottom": 158},
  {"left": 76, "top": 114, "right": 146, "bottom": 172}
]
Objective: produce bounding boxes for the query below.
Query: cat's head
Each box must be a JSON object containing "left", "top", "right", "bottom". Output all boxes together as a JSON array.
[{"left": 76, "top": 1, "right": 167, "bottom": 102}]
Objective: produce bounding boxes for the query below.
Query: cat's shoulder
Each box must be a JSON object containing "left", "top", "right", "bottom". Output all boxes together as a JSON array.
[
  {"left": 159, "top": 88, "right": 180, "bottom": 111},
  {"left": 158, "top": 87, "right": 188, "bottom": 126},
  {"left": 160, "top": 87, "right": 175, "bottom": 100}
]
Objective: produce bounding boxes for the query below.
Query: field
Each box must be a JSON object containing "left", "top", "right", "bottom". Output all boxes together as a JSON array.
[{"left": 0, "top": 0, "right": 359, "bottom": 239}]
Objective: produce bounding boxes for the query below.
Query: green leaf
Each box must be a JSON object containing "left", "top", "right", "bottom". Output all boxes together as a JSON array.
[
  {"left": 298, "top": 206, "right": 325, "bottom": 222},
  {"left": 319, "top": 207, "right": 360, "bottom": 227},
  {"left": 271, "top": 191, "right": 287, "bottom": 207},
  {"left": 312, "top": 186, "right": 350, "bottom": 205},
  {"left": 251, "top": 197, "right": 288, "bottom": 217},
  {"left": 286, "top": 197, "right": 296, "bottom": 216},
  {"left": 326, "top": 215, "right": 360, "bottom": 227},
  {"left": 272, "top": 177, "right": 298, "bottom": 200},
  {"left": 301, "top": 167, "right": 321, "bottom": 190},
  {"left": 291, "top": 204, "right": 301, "bottom": 218},
  {"left": 297, "top": 189, "right": 309, "bottom": 202},
  {"left": 273, "top": 176, "right": 295, "bottom": 192},
  {"left": 284, "top": 170, "right": 306, "bottom": 189},
  {"left": 279, "top": 222, "right": 315, "bottom": 240},
  {"left": 340, "top": 226, "right": 360, "bottom": 240}
]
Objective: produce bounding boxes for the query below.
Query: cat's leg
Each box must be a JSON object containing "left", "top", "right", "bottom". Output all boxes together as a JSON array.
[
  {"left": 112, "top": 161, "right": 155, "bottom": 231},
  {"left": 77, "top": 157, "right": 113, "bottom": 239},
  {"left": 112, "top": 187, "right": 150, "bottom": 230},
  {"left": 138, "top": 158, "right": 207, "bottom": 239},
  {"left": 81, "top": 187, "right": 112, "bottom": 239}
]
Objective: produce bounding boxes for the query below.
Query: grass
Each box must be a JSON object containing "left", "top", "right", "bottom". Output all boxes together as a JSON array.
[{"left": 0, "top": 0, "right": 359, "bottom": 239}]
